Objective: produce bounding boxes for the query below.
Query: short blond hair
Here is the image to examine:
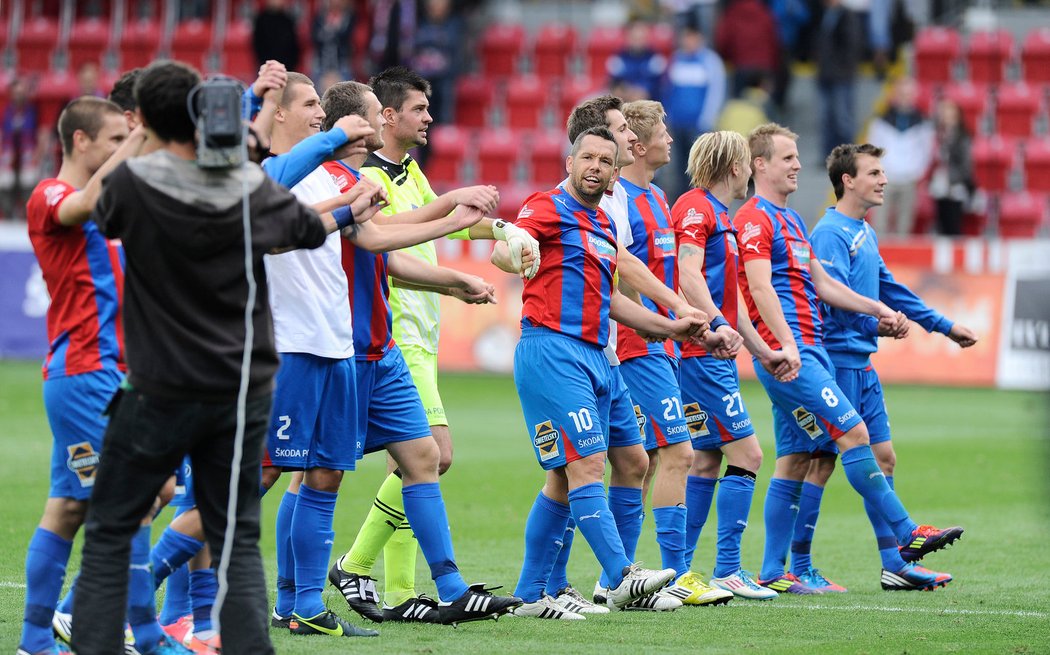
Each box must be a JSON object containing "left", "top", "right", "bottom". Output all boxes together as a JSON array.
[
  {"left": 687, "top": 131, "right": 750, "bottom": 190},
  {"left": 748, "top": 122, "right": 798, "bottom": 163},
  {"left": 622, "top": 99, "right": 666, "bottom": 146}
]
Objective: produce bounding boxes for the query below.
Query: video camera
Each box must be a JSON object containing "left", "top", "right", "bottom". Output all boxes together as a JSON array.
[{"left": 188, "top": 77, "right": 245, "bottom": 169}]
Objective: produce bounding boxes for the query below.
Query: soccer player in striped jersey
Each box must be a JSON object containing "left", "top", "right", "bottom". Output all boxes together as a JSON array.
[
  {"left": 21, "top": 95, "right": 186, "bottom": 655},
  {"left": 788, "top": 143, "right": 975, "bottom": 592},
  {"left": 734, "top": 123, "right": 964, "bottom": 595},
  {"left": 510, "top": 127, "right": 707, "bottom": 619},
  {"left": 615, "top": 100, "right": 734, "bottom": 608},
  {"left": 673, "top": 130, "right": 794, "bottom": 601}
]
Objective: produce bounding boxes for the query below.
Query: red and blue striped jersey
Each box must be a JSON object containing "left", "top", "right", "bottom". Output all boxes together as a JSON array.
[
  {"left": 27, "top": 179, "right": 125, "bottom": 380},
  {"left": 734, "top": 195, "right": 823, "bottom": 350},
  {"left": 672, "top": 188, "right": 739, "bottom": 358},
  {"left": 516, "top": 186, "right": 618, "bottom": 347},
  {"left": 323, "top": 160, "right": 395, "bottom": 361},
  {"left": 617, "top": 178, "right": 679, "bottom": 361}
]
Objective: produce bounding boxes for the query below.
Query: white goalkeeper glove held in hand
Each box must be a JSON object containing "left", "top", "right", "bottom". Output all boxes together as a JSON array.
[{"left": 492, "top": 220, "right": 540, "bottom": 279}]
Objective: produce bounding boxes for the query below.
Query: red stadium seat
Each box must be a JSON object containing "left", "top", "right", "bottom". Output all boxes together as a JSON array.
[
  {"left": 1021, "top": 27, "right": 1050, "bottom": 85},
  {"left": 453, "top": 75, "right": 495, "bottom": 129},
  {"left": 68, "top": 17, "right": 111, "bottom": 70},
  {"left": 505, "top": 75, "right": 547, "bottom": 129},
  {"left": 556, "top": 76, "right": 602, "bottom": 125},
  {"left": 972, "top": 135, "right": 1015, "bottom": 193},
  {"left": 424, "top": 125, "right": 469, "bottom": 185},
  {"left": 171, "top": 18, "right": 213, "bottom": 71},
  {"left": 996, "top": 82, "right": 1041, "bottom": 138},
  {"left": 533, "top": 23, "right": 577, "bottom": 80},
  {"left": 914, "top": 26, "right": 961, "bottom": 85},
  {"left": 479, "top": 23, "right": 525, "bottom": 78},
  {"left": 496, "top": 182, "right": 536, "bottom": 222},
  {"left": 915, "top": 82, "right": 937, "bottom": 115},
  {"left": 223, "top": 19, "right": 255, "bottom": 82},
  {"left": 120, "top": 18, "right": 162, "bottom": 69},
  {"left": 966, "top": 29, "right": 1014, "bottom": 86},
  {"left": 34, "top": 70, "right": 80, "bottom": 128},
  {"left": 944, "top": 81, "right": 989, "bottom": 135},
  {"left": 16, "top": 15, "right": 59, "bottom": 72},
  {"left": 585, "top": 25, "right": 625, "bottom": 80},
  {"left": 1022, "top": 138, "right": 1050, "bottom": 192},
  {"left": 649, "top": 22, "right": 675, "bottom": 59},
  {"left": 529, "top": 129, "right": 567, "bottom": 185},
  {"left": 477, "top": 128, "right": 522, "bottom": 184},
  {"left": 998, "top": 191, "right": 1046, "bottom": 237}
]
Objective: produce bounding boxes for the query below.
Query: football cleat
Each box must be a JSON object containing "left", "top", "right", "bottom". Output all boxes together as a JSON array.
[
  {"left": 759, "top": 572, "right": 823, "bottom": 595},
  {"left": 552, "top": 586, "right": 609, "bottom": 614},
  {"left": 512, "top": 594, "right": 586, "bottom": 620},
  {"left": 160, "top": 616, "right": 193, "bottom": 647},
  {"left": 797, "top": 568, "right": 848, "bottom": 593},
  {"left": 606, "top": 564, "right": 677, "bottom": 609},
  {"left": 51, "top": 611, "right": 72, "bottom": 644},
  {"left": 137, "top": 634, "right": 194, "bottom": 654},
  {"left": 592, "top": 581, "right": 609, "bottom": 606},
  {"left": 664, "top": 572, "right": 734, "bottom": 606},
  {"left": 17, "top": 645, "right": 71, "bottom": 655},
  {"left": 382, "top": 595, "right": 440, "bottom": 624},
  {"left": 269, "top": 609, "right": 291, "bottom": 629},
  {"left": 881, "top": 563, "right": 953, "bottom": 591},
  {"left": 288, "top": 610, "right": 379, "bottom": 637},
  {"left": 186, "top": 632, "right": 220, "bottom": 655},
  {"left": 899, "top": 525, "right": 964, "bottom": 563},
  {"left": 328, "top": 562, "right": 384, "bottom": 623},
  {"left": 621, "top": 588, "right": 683, "bottom": 611},
  {"left": 711, "top": 570, "right": 778, "bottom": 600},
  {"left": 438, "top": 583, "right": 523, "bottom": 626}
]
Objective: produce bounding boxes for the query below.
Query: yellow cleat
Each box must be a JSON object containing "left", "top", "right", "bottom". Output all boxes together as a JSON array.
[{"left": 664, "top": 572, "right": 734, "bottom": 606}]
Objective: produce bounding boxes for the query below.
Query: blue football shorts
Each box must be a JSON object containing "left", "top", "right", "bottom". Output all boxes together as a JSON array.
[
  {"left": 679, "top": 355, "right": 755, "bottom": 451},
  {"left": 835, "top": 364, "right": 891, "bottom": 446},
  {"left": 356, "top": 345, "right": 432, "bottom": 458},
  {"left": 171, "top": 455, "right": 195, "bottom": 507},
  {"left": 619, "top": 353, "right": 691, "bottom": 451},
  {"left": 607, "top": 364, "right": 645, "bottom": 449}
]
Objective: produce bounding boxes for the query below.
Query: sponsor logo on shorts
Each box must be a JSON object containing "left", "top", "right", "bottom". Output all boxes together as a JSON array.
[
  {"left": 683, "top": 402, "right": 710, "bottom": 437},
  {"left": 533, "top": 420, "right": 560, "bottom": 462},
  {"left": 66, "top": 442, "right": 100, "bottom": 487},
  {"left": 274, "top": 448, "right": 308, "bottom": 459},
  {"left": 633, "top": 404, "right": 647, "bottom": 435},
  {"left": 731, "top": 418, "right": 752, "bottom": 431},
  {"left": 837, "top": 408, "right": 858, "bottom": 425},
  {"left": 792, "top": 406, "right": 824, "bottom": 439},
  {"left": 577, "top": 435, "right": 603, "bottom": 449},
  {"left": 665, "top": 424, "right": 687, "bottom": 435}
]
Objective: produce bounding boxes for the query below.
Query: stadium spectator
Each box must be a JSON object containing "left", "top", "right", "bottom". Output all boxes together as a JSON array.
[
  {"left": 412, "top": 0, "right": 465, "bottom": 124},
  {"left": 76, "top": 62, "right": 105, "bottom": 99},
  {"left": 370, "top": 0, "right": 417, "bottom": 73},
  {"left": 0, "top": 78, "right": 41, "bottom": 219},
  {"left": 661, "top": 0, "right": 720, "bottom": 41},
  {"left": 928, "top": 98, "right": 974, "bottom": 236},
  {"left": 767, "top": 0, "right": 810, "bottom": 111},
  {"left": 662, "top": 20, "right": 726, "bottom": 201},
  {"left": 253, "top": 0, "right": 302, "bottom": 72},
  {"left": 311, "top": 0, "right": 355, "bottom": 79},
  {"left": 715, "top": 0, "right": 780, "bottom": 98},
  {"left": 867, "top": 77, "right": 934, "bottom": 236},
  {"left": 816, "top": 0, "right": 864, "bottom": 158},
  {"left": 716, "top": 73, "right": 773, "bottom": 137},
  {"left": 606, "top": 19, "right": 668, "bottom": 101}
]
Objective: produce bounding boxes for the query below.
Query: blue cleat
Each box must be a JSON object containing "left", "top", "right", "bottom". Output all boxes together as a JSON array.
[
  {"left": 881, "top": 563, "right": 953, "bottom": 591},
  {"left": 899, "top": 525, "right": 964, "bottom": 563},
  {"left": 758, "top": 572, "right": 823, "bottom": 595},
  {"left": 797, "top": 568, "right": 848, "bottom": 593}
]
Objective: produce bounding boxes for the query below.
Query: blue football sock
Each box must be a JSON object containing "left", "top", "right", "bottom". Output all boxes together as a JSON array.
[
  {"left": 685, "top": 476, "right": 717, "bottom": 569},
  {"left": 150, "top": 525, "right": 203, "bottom": 589},
  {"left": 865, "top": 475, "right": 908, "bottom": 571},
  {"left": 189, "top": 569, "right": 217, "bottom": 633},
  {"left": 274, "top": 490, "right": 297, "bottom": 617},
  {"left": 599, "top": 486, "right": 644, "bottom": 589},
  {"left": 840, "top": 446, "right": 917, "bottom": 543},
  {"left": 402, "top": 482, "right": 469, "bottom": 602},
  {"left": 158, "top": 565, "right": 190, "bottom": 626},
  {"left": 714, "top": 473, "right": 756, "bottom": 578},
  {"left": 291, "top": 484, "right": 337, "bottom": 619},
  {"left": 56, "top": 574, "right": 76, "bottom": 614},
  {"left": 568, "top": 482, "right": 630, "bottom": 589},
  {"left": 544, "top": 519, "right": 575, "bottom": 596},
  {"left": 127, "top": 525, "right": 164, "bottom": 650},
  {"left": 790, "top": 482, "right": 824, "bottom": 575},
  {"left": 514, "top": 493, "right": 571, "bottom": 602},
  {"left": 20, "top": 527, "right": 71, "bottom": 652},
  {"left": 653, "top": 505, "right": 688, "bottom": 577},
  {"left": 760, "top": 478, "right": 803, "bottom": 581}
]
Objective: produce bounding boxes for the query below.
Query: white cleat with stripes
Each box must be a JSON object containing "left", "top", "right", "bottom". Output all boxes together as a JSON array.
[
  {"left": 710, "top": 570, "right": 778, "bottom": 600},
  {"left": 512, "top": 594, "right": 586, "bottom": 620},
  {"left": 621, "top": 588, "right": 683, "bottom": 612},
  {"left": 606, "top": 563, "right": 677, "bottom": 610},
  {"left": 438, "top": 583, "right": 523, "bottom": 626},
  {"left": 552, "top": 586, "right": 610, "bottom": 614}
]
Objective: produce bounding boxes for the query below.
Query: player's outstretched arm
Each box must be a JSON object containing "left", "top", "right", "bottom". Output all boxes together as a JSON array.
[
  {"left": 388, "top": 251, "right": 497, "bottom": 303},
  {"left": 677, "top": 242, "right": 742, "bottom": 358},
  {"left": 611, "top": 289, "right": 705, "bottom": 343},
  {"left": 734, "top": 289, "right": 799, "bottom": 382},
  {"left": 350, "top": 204, "right": 485, "bottom": 253},
  {"left": 58, "top": 126, "right": 148, "bottom": 226},
  {"left": 618, "top": 243, "right": 708, "bottom": 328},
  {"left": 811, "top": 257, "right": 904, "bottom": 332},
  {"left": 375, "top": 185, "right": 500, "bottom": 226},
  {"left": 741, "top": 258, "right": 802, "bottom": 370}
]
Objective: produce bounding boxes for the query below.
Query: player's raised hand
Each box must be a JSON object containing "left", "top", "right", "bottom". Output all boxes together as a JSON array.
[
  {"left": 333, "top": 114, "right": 374, "bottom": 144},
  {"left": 252, "top": 60, "right": 288, "bottom": 98},
  {"left": 450, "top": 185, "right": 500, "bottom": 215},
  {"left": 948, "top": 323, "right": 978, "bottom": 348},
  {"left": 452, "top": 274, "right": 497, "bottom": 304}
]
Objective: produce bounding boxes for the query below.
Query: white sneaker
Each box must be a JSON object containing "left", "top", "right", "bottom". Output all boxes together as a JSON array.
[
  {"left": 621, "top": 588, "right": 683, "bottom": 611},
  {"left": 52, "top": 611, "right": 73, "bottom": 643},
  {"left": 711, "top": 570, "right": 778, "bottom": 600},
  {"left": 552, "top": 586, "right": 610, "bottom": 615},
  {"left": 512, "top": 594, "right": 586, "bottom": 620},
  {"left": 606, "top": 563, "right": 677, "bottom": 609},
  {"left": 592, "top": 581, "right": 609, "bottom": 605}
]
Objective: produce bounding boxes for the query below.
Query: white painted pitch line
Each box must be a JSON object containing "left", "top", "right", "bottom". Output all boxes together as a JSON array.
[
  {"left": 728, "top": 602, "right": 1047, "bottom": 619},
  {"left": 0, "top": 581, "right": 26, "bottom": 589}
]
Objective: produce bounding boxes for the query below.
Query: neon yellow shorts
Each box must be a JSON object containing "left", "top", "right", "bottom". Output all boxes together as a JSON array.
[{"left": 400, "top": 344, "right": 446, "bottom": 426}]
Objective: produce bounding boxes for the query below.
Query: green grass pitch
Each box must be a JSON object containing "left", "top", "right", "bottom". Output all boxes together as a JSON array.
[{"left": 1, "top": 360, "right": 1048, "bottom": 654}]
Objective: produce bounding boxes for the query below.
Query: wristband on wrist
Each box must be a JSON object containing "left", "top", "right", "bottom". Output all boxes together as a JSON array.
[
  {"left": 491, "top": 219, "right": 509, "bottom": 241},
  {"left": 709, "top": 315, "right": 730, "bottom": 332},
  {"left": 333, "top": 206, "right": 354, "bottom": 229}
]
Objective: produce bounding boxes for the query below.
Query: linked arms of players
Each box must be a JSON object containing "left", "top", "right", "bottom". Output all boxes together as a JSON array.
[
  {"left": 57, "top": 126, "right": 149, "bottom": 226},
  {"left": 388, "top": 251, "right": 497, "bottom": 304},
  {"left": 616, "top": 243, "right": 709, "bottom": 333},
  {"left": 610, "top": 289, "right": 706, "bottom": 344},
  {"left": 809, "top": 257, "right": 909, "bottom": 338},
  {"left": 677, "top": 242, "right": 743, "bottom": 358}
]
